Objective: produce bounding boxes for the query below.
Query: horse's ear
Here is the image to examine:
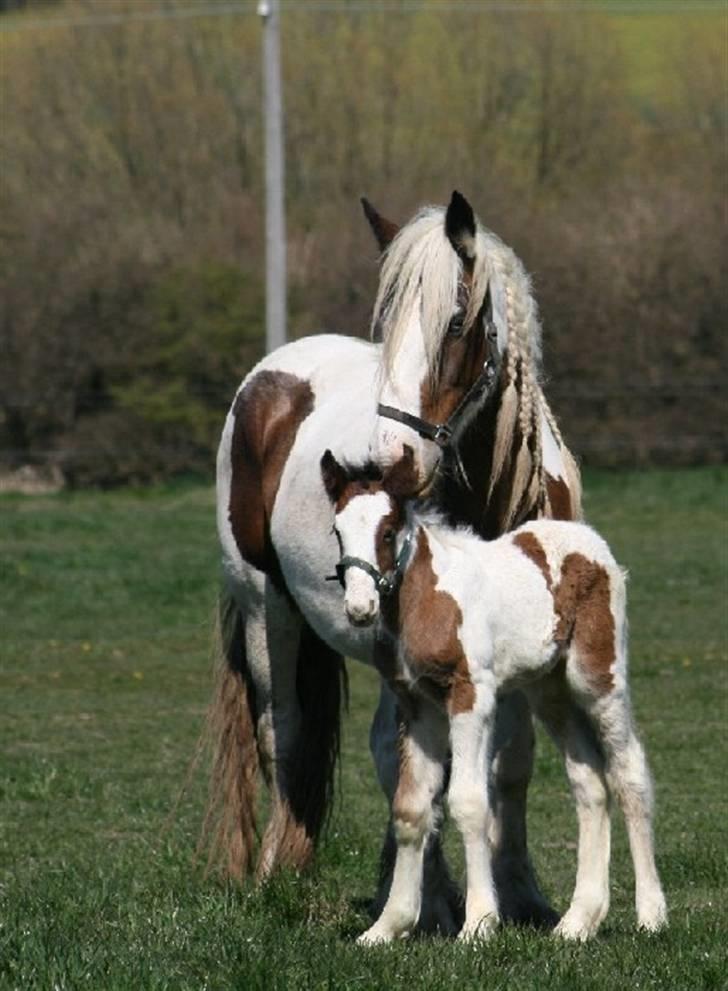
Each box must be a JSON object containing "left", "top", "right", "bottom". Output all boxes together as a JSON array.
[
  {"left": 361, "top": 197, "right": 400, "bottom": 253},
  {"left": 383, "top": 445, "right": 418, "bottom": 499},
  {"left": 445, "top": 190, "right": 476, "bottom": 266},
  {"left": 320, "top": 449, "right": 347, "bottom": 503}
]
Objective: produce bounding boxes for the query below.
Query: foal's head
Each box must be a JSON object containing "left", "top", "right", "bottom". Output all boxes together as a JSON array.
[
  {"left": 321, "top": 447, "right": 418, "bottom": 627},
  {"left": 363, "top": 191, "right": 502, "bottom": 482}
]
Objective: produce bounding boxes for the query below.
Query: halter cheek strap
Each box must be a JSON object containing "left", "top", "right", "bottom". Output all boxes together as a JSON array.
[{"left": 376, "top": 321, "right": 502, "bottom": 487}]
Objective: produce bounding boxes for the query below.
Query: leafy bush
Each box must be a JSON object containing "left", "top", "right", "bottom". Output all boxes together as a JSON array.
[{"left": 0, "top": 0, "right": 724, "bottom": 482}]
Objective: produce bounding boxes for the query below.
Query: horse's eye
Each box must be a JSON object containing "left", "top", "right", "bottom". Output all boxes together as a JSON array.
[
  {"left": 448, "top": 313, "right": 465, "bottom": 336},
  {"left": 382, "top": 528, "right": 396, "bottom": 545}
]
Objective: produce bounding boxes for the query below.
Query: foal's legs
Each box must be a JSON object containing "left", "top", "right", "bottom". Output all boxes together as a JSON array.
[
  {"left": 531, "top": 675, "right": 612, "bottom": 941},
  {"left": 448, "top": 685, "right": 500, "bottom": 940},
  {"left": 359, "top": 696, "right": 449, "bottom": 944},
  {"left": 369, "top": 683, "right": 462, "bottom": 935},
  {"left": 586, "top": 693, "right": 667, "bottom": 932},
  {"left": 371, "top": 684, "right": 553, "bottom": 934}
]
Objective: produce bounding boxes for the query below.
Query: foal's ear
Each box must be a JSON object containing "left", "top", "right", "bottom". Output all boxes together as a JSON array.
[
  {"left": 383, "top": 445, "right": 418, "bottom": 499},
  {"left": 361, "top": 197, "right": 400, "bottom": 253},
  {"left": 320, "top": 449, "right": 348, "bottom": 503},
  {"left": 445, "top": 190, "right": 477, "bottom": 267}
]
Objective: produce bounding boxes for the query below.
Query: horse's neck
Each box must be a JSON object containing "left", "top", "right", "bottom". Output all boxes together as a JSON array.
[
  {"left": 434, "top": 393, "right": 512, "bottom": 540},
  {"left": 435, "top": 376, "right": 548, "bottom": 540}
]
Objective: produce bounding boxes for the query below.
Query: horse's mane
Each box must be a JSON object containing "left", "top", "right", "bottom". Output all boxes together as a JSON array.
[{"left": 372, "top": 204, "right": 570, "bottom": 529}]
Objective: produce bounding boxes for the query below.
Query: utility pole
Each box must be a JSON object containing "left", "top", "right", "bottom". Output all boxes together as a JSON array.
[{"left": 258, "top": 0, "right": 286, "bottom": 352}]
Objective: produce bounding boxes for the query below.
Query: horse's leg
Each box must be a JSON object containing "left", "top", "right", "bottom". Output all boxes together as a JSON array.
[
  {"left": 359, "top": 696, "right": 449, "bottom": 944},
  {"left": 369, "top": 682, "right": 462, "bottom": 935},
  {"left": 241, "top": 578, "right": 306, "bottom": 880},
  {"left": 531, "top": 677, "right": 612, "bottom": 941},
  {"left": 586, "top": 695, "right": 667, "bottom": 933},
  {"left": 251, "top": 577, "right": 347, "bottom": 881},
  {"left": 448, "top": 686, "right": 500, "bottom": 941},
  {"left": 488, "top": 689, "right": 558, "bottom": 927}
]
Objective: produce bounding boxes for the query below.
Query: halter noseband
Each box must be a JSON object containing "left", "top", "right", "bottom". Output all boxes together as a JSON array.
[
  {"left": 377, "top": 320, "right": 502, "bottom": 485},
  {"left": 326, "top": 523, "right": 415, "bottom": 598}
]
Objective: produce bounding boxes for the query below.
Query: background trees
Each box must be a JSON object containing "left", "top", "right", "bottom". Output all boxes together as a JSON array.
[{"left": 1, "top": 0, "right": 725, "bottom": 483}]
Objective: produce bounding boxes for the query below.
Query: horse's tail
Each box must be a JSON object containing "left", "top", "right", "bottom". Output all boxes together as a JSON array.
[
  {"left": 201, "top": 588, "right": 348, "bottom": 880},
  {"left": 200, "top": 587, "right": 259, "bottom": 880}
]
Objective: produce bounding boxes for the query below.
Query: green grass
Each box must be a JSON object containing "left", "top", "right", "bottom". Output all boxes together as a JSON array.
[{"left": 1, "top": 469, "right": 727, "bottom": 990}]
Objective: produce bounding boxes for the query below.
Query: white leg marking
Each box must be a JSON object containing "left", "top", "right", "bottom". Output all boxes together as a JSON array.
[
  {"left": 358, "top": 700, "right": 448, "bottom": 944},
  {"left": 554, "top": 723, "right": 612, "bottom": 942},
  {"left": 448, "top": 690, "right": 500, "bottom": 941},
  {"left": 599, "top": 707, "right": 667, "bottom": 933}
]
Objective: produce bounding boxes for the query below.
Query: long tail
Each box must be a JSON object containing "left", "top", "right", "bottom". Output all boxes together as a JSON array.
[
  {"left": 200, "top": 588, "right": 259, "bottom": 880},
  {"left": 201, "top": 590, "right": 348, "bottom": 880}
]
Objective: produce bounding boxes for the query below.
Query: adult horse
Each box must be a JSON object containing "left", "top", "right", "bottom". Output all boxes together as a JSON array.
[{"left": 203, "top": 192, "right": 581, "bottom": 931}]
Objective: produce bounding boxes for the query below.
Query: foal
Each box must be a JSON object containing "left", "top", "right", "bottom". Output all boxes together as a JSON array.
[{"left": 321, "top": 447, "right": 667, "bottom": 944}]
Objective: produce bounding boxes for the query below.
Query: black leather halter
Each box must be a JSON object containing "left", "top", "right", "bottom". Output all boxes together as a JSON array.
[
  {"left": 326, "top": 525, "right": 415, "bottom": 598},
  {"left": 377, "top": 321, "right": 502, "bottom": 486}
]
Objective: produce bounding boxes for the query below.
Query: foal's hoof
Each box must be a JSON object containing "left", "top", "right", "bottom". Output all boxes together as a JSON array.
[
  {"left": 554, "top": 907, "right": 603, "bottom": 942},
  {"left": 458, "top": 913, "right": 498, "bottom": 942},
  {"left": 357, "top": 924, "right": 395, "bottom": 946},
  {"left": 637, "top": 893, "right": 668, "bottom": 933}
]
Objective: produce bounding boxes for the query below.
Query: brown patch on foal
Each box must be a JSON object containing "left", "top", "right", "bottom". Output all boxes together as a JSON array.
[
  {"left": 545, "top": 472, "right": 572, "bottom": 521},
  {"left": 553, "top": 553, "right": 616, "bottom": 694},
  {"left": 229, "top": 370, "right": 314, "bottom": 585},
  {"left": 513, "top": 531, "right": 553, "bottom": 592},
  {"left": 398, "top": 530, "right": 475, "bottom": 715}
]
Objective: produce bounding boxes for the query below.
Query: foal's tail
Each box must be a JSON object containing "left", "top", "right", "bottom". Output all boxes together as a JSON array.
[
  {"left": 201, "top": 588, "right": 259, "bottom": 880},
  {"left": 201, "top": 587, "right": 348, "bottom": 880}
]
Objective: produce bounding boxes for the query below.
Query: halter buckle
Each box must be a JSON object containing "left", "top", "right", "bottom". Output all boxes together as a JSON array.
[{"left": 432, "top": 422, "right": 453, "bottom": 447}]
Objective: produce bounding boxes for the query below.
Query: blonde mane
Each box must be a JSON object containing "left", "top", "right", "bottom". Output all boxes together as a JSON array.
[{"left": 372, "top": 203, "right": 562, "bottom": 529}]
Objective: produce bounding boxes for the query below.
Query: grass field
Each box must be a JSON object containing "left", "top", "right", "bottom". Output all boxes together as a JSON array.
[{"left": 1, "top": 468, "right": 726, "bottom": 990}]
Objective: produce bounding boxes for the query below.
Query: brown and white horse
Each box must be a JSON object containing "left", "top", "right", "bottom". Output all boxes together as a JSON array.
[
  {"left": 205, "top": 192, "right": 581, "bottom": 931},
  {"left": 321, "top": 446, "right": 667, "bottom": 944}
]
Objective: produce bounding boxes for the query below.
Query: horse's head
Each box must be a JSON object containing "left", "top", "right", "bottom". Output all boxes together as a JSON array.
[
  {"left": 363, "top": 191, "right": 504, "bottom": 485},
  {"left": 320, "top": 446, "right": 417, "bottom": 628}
]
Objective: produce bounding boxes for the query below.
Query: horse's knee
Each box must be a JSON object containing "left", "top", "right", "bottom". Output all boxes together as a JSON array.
[
  {"left": 256, "top": 705, "right": 301, "bottom": 785},
  {"left": 393, "top": 787, "right": 436, "bottom": 846},
  {"left": 566, "top": 755, "right": 610, "bottom": 813},
  {"left": 448, "top": 784, "right": 488, "bottom": 837}
]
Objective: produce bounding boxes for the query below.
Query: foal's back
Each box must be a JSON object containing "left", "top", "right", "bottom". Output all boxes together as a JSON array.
[{"left": 426, "top": 518, "right": 626, "bottom": 695}]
